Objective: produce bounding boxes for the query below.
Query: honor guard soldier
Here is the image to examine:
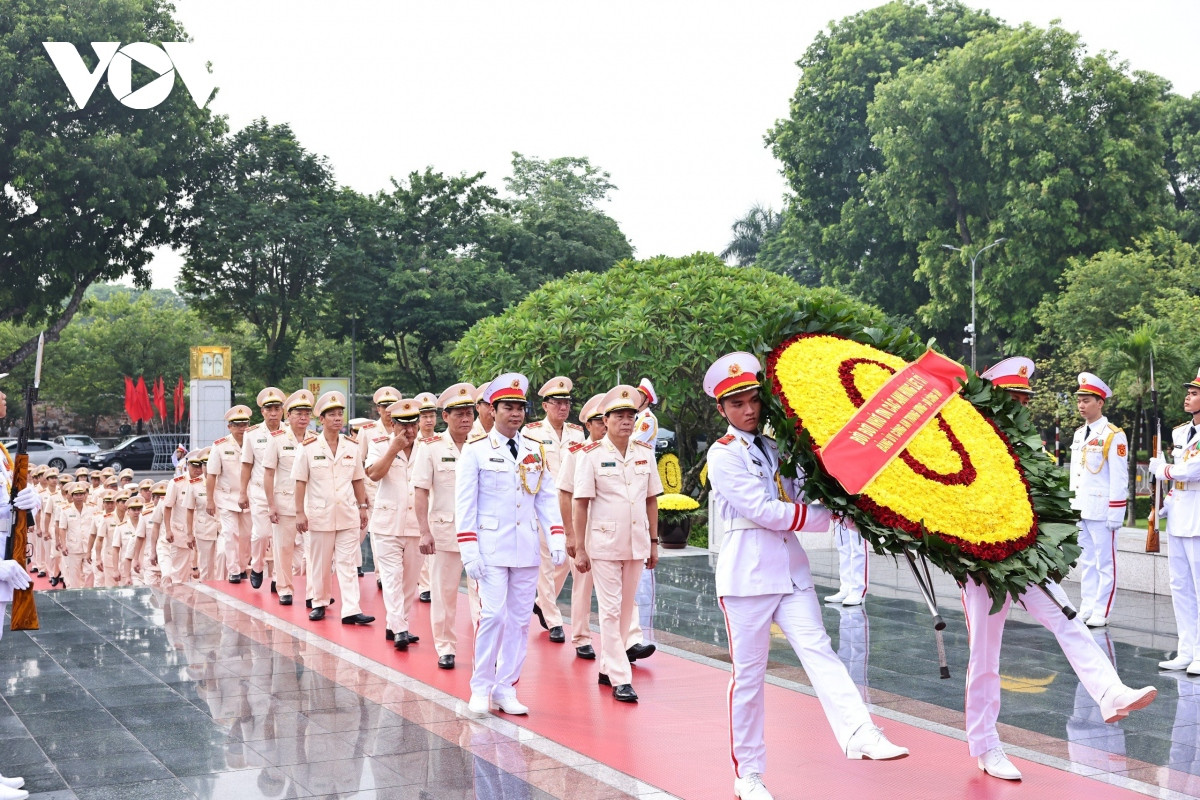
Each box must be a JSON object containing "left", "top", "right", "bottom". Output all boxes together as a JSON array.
[
  {"left": 240, "top": 387, "right": 287, "bottom": 590},
  {"left": 263, "top": 390, "right": 314, "bottom": 606},
  {"left": 455, "top": 373, "right": 566, "bottom": 716},
  {"left": 1069, "top": 373, "right": 1128, "bottom": 627},
  {"left": 572, "top": 385, "right": 663, "bottom": 702},
  {"left": 525, "top": 376, "right": 586, "bottom": 643},
  {"left": 293, "top": 391, "right": 373, "bottom": 624},
  {"left": 633, "top": 377, "right": 658, "bottom": 448},
  {"left": 187, "top": 449, "right": 223, "bottom": 580},
  {"left": 413, "top": 391, "right": 439, "bottom": 601},
  {"left": 468, "top": 382, "right": 494, "bottom": 439},
  {"left": 704, "top": 352, "right": 907, "bottom": 800},
  {"left": 1151, "top": 368, "right": 1200, "bottom": 673},
  {"left": 963, "top": 358, "right": 1156, "bottom": 780},
  {"left": 365, "top": 398, "right": 424, "bottom": 649},
  {"left": 413, "top": 382, "right": 479, "bottom": 669},
  {"left": 208, "top": 404, "right": 254, "bottom": 583}
]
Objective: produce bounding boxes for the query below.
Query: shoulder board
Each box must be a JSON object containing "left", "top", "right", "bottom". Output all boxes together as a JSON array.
[
  {"left": 303, "top": 436, "right": 318, "bottom": 446},
  {"left": 566, "top": 422, "right": 583, "bottom": 431},
  {"left": 524, "top": 421, "right": 543, "bottom": 429},
  {"left": 583, "top": 441, "right": 603, "bottom": 452},
  {"left": 247, "top": 423, "right": 261, "bottom": 431},
  {"left": 1175, "top": 422, "right": 1191, "bottom": 431},
  {"left": 467, "top": 433, "right": 487, "bottom": 444},
  {"left": 271, "top": 428, "right": 287, "bottom": 437},
  {"left": 173, "top": 475, "right": 187, "bottom": 483},
  {"left": 1107, "top": 424, "right": 1123, "bottom": 434},
  {"left": 567, "top": 442, "right": 586, "bottom": 453},
  {"left": 345, "top": 434, "right": 358, "bottom": 444},
  {"left": 361, "top": 420, "right": 378, "bottom": 428},
  {"left": 634, "top": 439, "right": 654, "bottom": 449},
  {"left": 373, "top": 435, "right": 390, "bottom": 443},
  {"left": 213, "top": 436, "right": 229, "bottom": 445},
  {"left": 716, "top": 434, "right": 737, "bottom": 445},
  {"left": 421, "top": 434, "right": 442, "bottom": 444}
]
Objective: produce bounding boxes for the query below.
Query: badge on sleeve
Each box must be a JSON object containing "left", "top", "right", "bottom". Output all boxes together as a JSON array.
[{"left": 1117, "top": 444, "right": 1127, "bottom": 457}]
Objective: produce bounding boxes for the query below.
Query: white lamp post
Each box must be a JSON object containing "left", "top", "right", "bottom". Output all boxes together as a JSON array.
[{"left": 942, "top": 237, "right": 1006, "bottom": 371}]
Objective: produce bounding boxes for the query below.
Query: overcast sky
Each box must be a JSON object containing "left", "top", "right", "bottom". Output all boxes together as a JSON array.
[{"left": 145, "top": 0, "right": 1200, "bottom": 289}]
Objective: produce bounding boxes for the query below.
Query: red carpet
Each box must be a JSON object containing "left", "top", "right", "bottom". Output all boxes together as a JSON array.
[{"left": 209, "top": 574, "right": 1153, "bottom": 800}]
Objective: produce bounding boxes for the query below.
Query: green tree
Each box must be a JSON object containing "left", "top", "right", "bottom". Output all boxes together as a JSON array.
[
  {"left": 0, "top": 0, "right": 225, "bottom": 372},
  {"left": 491, "top": 152, "right": 634, "bottom": 286},
  {"left": 178, "top": 119, "right": 342, "bottom": 384},
  {"left": 720, "top": 204, "right": 782, "bottom": 266},
  {"left": 1163, "top": 91, "right": 1200, "bottom": 242},
  {"left": 766, "top": 0, "right": 1001, "bottom": 329},
  {"left": 867, "top": 22, "right": 1169, "bottom": 347},
  {"left": 452, "top": 253, "right": 884, "bottom": 478}
]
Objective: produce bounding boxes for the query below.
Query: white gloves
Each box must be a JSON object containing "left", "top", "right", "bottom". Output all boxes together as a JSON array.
[
  {"left": 14, "top": 487, "right": 41, "bottom": 513},
  {"left": 550, "top": 547, "right": 566, "bottom": 567},
  {"left": 0, "top": 560, "right": 30, "bottom": 590},
  {"left": 463, "top": 560, "right": 486, "bottom": 581},
  {"left": 1149, "top": 455, "right": 1167, "bottom": 479}
]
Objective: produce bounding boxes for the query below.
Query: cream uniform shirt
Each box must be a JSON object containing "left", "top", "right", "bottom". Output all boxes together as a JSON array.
[
  {"left": 521, "top": 420, "right": 585, "bottom": 476},
  {"left": 410, "top": 433, "right": 464, "bottom": 552},
  {"left": 240, "top": 422, "right": 276, "bottom": 499},
  {"left": 162, "top": 475, "right": 190, "bottom": 539},
  {"left": 185, "top": 478, "right": 220, "bottom": 540},
  {"left": 572, "top": 436, "right": 663, "bottom": 561},
  {"left": 365, "top": 433, "right": 420, "bottom": 538},
  {"left": 263, "top": 427, "right": 303, "bottom": 516},
  {"left": 291, "top": 433, "right": 366, "bottom": 531},
  {"left": 58, "top": 504, "right": 94, "bottom": 555},
  {"left": 357, "top": 419, "right": 385, "bottom": 506},
  {"left": 207, "top": 434, "right": 245, "bottom": 512},
  {"left": 1068, "top": 415, "right": 1128, "bottom": 526}
]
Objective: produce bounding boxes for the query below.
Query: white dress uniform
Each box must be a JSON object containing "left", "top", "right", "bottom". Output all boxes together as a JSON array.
[
  {"left": 828, "top": 518, "right": 868, "bottom": 604},
  {"left": 455, "top": 375, "right": 565, "bottom": 709},
  {"left": 209, "top": 414, "right": 253, "bottom": 579},
  {"left": 703, "top": 352, "right": 905, "bottom": 795},
  {"left": 1155, "top": 418, "right": 1200, "bottom": 668},
  {"left": 633, "top": 408, "right": 658, "bottom": 449},
  {"left": 366, "top": 418, "right": 423, "bottom": 639},
  {"left": 1068, "top": 406, "right": 1128, "bottom": 622}
]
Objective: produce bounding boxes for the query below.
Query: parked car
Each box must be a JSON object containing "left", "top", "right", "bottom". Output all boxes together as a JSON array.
[
  {"left": 87, "top": 435, "right": 156, "bottom": 471},
  {"left": 656, "top": 427, "right": 676, "bottom": 454},
  {"left": 0, "top": 439, "right": 81, "bottom": 471},
  {"left": 53, "top": 434, "right": 101, "bottom": 456}
]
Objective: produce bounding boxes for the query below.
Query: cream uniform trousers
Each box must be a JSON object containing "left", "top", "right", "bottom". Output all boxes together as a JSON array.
[
  {"left": 264, "top": 426, "right": 305, "bottom": 598},
  {"left": 366, "top": 435, "right": 422, "bottom": 634},
  {"left": 209, "top": 433, "right": 252, "bottom": 576},
  {"left": 241, "top": 422, "right": 280, "bottom": 577}
]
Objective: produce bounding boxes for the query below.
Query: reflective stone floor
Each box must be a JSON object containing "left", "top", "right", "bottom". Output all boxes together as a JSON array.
[{"left": 1, "top": 542, "right": 1197, "bottom": 799}]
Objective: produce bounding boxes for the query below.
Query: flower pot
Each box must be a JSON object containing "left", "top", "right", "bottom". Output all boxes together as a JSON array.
[{"left": 659, "top": 517, "right": 691, "bottom": 549}]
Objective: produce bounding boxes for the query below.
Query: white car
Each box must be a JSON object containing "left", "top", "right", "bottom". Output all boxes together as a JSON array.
[
  {"left": 0, "top": 439, "right": 82, "bottom": 471},
  {"left": 53, "top": 434, "right": 101, "bottom": 456}
]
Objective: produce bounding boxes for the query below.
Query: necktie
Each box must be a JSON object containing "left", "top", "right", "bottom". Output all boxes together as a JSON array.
[
  {"left": 1190, "top": 426, "right": 1197, "bottom": 445},
  {"left": 753, "top": 435, "right": 770, "bottom": 461},
  {"left": 508, "top": 439, "right": 518, "bottom": 459}
]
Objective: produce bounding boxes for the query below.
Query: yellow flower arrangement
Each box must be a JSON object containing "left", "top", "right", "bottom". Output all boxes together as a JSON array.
[{"left": 659, "top": 493, "right": 700, "bottom": 512}]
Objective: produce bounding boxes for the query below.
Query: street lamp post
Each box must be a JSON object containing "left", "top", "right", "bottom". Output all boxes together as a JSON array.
[{"left": 942, "top": 237, "right": 1006, "bottom": 372}]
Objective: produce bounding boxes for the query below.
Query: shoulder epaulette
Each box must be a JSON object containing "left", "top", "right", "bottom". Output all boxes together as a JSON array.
[
  {"left": 567, "top": 442, "right": 586, "bottom": 453},
  {"left": 373, "top": 435, "right": 390, "bottom": 443},
  {"left": 271, "top": 428, "right": 287, "bottom": 437},
  {"left": 213, "top": 436, "right": 229, "bottom": 445},
  {"left": 716, "top": 434, "right": 737, "bottom": 445},
  {"left": 525, "top": 420, "right": 543, "bottom": 429},
  {"left": 1175, "top": 422, "right": 1191, "bottom": 431},
  {"left": 634, "top": 439, "right": 654, "bottom": 449},
  {"left": 467, "top": 433, "right": 487, "bottom": 444},
  {"left": 566, "top": 422, "right": 583, "bottom": 431},
  {"left": 247, "top": 423, "right": 261, "bottom": 431},
  {"left": 173, "top": 475, "right": 186, "bottom": 482},
  {"left": 362, "top": 420, "right": 378, "bottom": 428},
  {"left": 1107, "top": 424, "right": 1123, "bottom": 433},
  {"left": 421, "top": 434, "right": 442, "bottom": 444},
  {"left": 303, "top": 436, "right": 318, "bottom": 446},
  {"left": 583, "top": 441, "right": 603, "bottom": 452},
  {"left": 345, "top": 434, "right": 358, "bottom": 444}
]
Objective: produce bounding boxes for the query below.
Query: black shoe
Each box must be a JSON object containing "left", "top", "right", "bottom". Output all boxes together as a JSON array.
[
  {"left": 397, "top": 631, "right": 419, "bottom": 645},
  {"left": 597, "top": 672, "right": 611, "bottom": 687},
  {"left": 419, "top": 591, "right": 431, "bottom": 603},
  {"left": 341, "top": 614, "right": 375, "bottom": 625},
  {"left": 394, "top": 636, "right": 408, "bottom": 651},
  {"left": 575, "top": 645, "right": 596, "bottom": 660},
  {"left": 306, "top": 598, "right": 313, "bottom": 609},
  {"left": 438, "top": 654, "right": 455, "bottom": 669},
  {"left": 533, "top": 603, "right": 548, "bottom": 630},
  {"left": 239, "top": 571, "right": 247, "bottom": 579},
  {"left": 612, "top": 684, "right": 638, "bottom": 703},
  {"left": 279, "top": 595, "right": 293, "bottom": 606},
  {"left": 270, "top": 580, "right": 277, "bottom": 594},
  {"left": 548, "top": 626, "right": 565, "bottom": 643},
  {"left": 626, "top": 643, "right": 656, "bottom": 662},
  {"left": 377, "top": 578, "right": 382, "bottom": 589},
  {"left": 49, "top": 576, "right": 58, "bottom": 587},
  {"left": 386, "top": 629, "right": 395, "bottom": 641},
  {"left": 309, "top": 607, "right": 326, "bottom": 621},
  {"left": 37, "top": 571, "right": 46, "bottom": 578},
  {"left": 357, "top": 567, "right": 364, "bottom": 577},
  {"left": 249, "top": 570, "right": 264, "bottom": 589},
  {"left": 228, "top": 574, "right": 242, "bottom": 584}
]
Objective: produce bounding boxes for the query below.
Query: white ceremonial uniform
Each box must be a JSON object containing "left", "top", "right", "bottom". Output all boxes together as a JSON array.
[
  {"left": 832, "top": 518, "right": 869, "bottom": 599},
  {"left": 240, "top": 422, "right": 277, "bottom": 578},
  {"left": 1164, "top": 422, "right": 1200, "bottom": 663},
  {"left": 263, "top": 427, "right": 304, "bottom": 598},
  {"left": 960, "top": 578, "right": 1122, "bottom": 757},
  {"left": 209, "top": 434, "right": 252, "bottom": 577},
  {"left": 524, "top": 419, "right": 586, "bottom": 630},
  {"left": 455, "top": 429, "right": 565, "bottom": 703},
  {"left": 707, "top": 425, "right": 871, "bottom": 777},
  {"left": 573, "top": 435, "right": 663, "bottom": 686},
  {"left": 633, "top": 408, "right": 658, "bottom": 449},
  {"left": 292, "top": 432, "right": 367, "bottom": 615},
  {"left": 1068, "top": 416, "right": 1128, "bottom": 619},
  {"left": 366, "top": 432, "right": 423, "bottom": 636},
  {"left": 412, "top": 432, "right": 480, "bottom": 656}
]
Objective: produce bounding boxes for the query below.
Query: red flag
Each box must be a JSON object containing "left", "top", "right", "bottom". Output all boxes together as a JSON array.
[
  {"left": 124, "top": 376, "right": 135, "bottom": 420},
  {"left": 134, "top": 376, "right": 152, "bottom": 422},
  {"left": 153, "top": 376, "right": 167, "bottom": 420},
  {"left": 173, "top": 376, "right": 185, "bottom": 425}
]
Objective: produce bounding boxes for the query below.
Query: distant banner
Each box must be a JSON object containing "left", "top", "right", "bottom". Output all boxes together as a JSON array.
[{"left": 816, "top": 350, "right": 966, "bottom": 495}]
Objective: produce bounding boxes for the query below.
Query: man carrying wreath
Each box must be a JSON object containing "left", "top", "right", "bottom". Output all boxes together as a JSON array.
[{"left": 704, "top": 351, "right": 907, "bottom": 800}]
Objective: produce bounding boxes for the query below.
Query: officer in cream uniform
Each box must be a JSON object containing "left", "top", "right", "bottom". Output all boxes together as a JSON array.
[
  {"left": 208, "top": 404, "right": 254, "bottom": 583},
  {"left": 240, "top": 387, "right": 287, "bottom": 590},
  {"left": 1151, "top": 368, "right": 1200, "bottom": 673},
  {"left": 704, "top": 352, "right": 907, "bottom": 800},
  {"left": 1069, "top": 373, "right": 1128, "bottom": 627},
  {"left": 455, "top": 373, "right": 566, "bottom": 717},
  {"left": 263, "top": 390, "right": 315, "bottom": 606}
]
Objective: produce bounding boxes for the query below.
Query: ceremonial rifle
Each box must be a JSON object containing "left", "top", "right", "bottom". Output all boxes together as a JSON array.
[
  {"left": 5, "top": 333, "right": 42, "bottom": 630},
  {"left": 1147, "top": 351, "right": 1162, "bottom": 553}
]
